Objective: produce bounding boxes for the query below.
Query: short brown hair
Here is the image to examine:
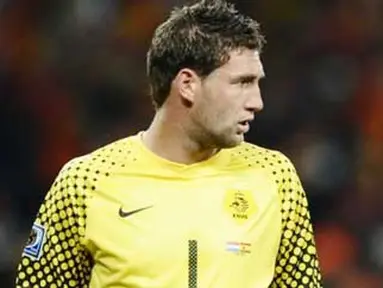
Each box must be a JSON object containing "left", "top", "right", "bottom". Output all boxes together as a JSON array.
[{"left": 146, "top": 0, "right": 265, "bottom": 108}]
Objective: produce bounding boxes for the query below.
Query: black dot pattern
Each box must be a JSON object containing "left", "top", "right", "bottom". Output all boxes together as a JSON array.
[
  {"left": 16, "top": 136, "right": 322, "bottom": 287},
  {"left": 16, "top": 159, "right": 94, "bottom": 288},
  {"left": 16, "top": 137, "right": 136, "bottom": 288},
  {"left": 231, "top": 144, "right": 322, "bottom": 287},
  {"left": 188, "top": 240, "right": 198, "bottom": 288}
]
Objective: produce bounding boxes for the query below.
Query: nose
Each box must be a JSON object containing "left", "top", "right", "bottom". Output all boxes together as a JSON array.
[{"left": 245, "top": 86, "right": 263, "bottom": 113}]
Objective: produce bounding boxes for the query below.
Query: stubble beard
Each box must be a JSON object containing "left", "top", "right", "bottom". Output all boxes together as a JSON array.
[{"left": 197, "top": 124, "right": 242, "bottom": 150}]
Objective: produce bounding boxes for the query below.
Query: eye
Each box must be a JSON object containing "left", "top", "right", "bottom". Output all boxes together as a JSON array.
[
  {"left": 238, "top": 76, "right": 257, "bottom": 87},
  {"left": 240, "top": 78, "right": 255, "bottom": 86}
]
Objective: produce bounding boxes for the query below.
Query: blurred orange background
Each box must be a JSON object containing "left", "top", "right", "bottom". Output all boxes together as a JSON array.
[{"left": 0, "top": 0, "right": 382, "bottom": 287}]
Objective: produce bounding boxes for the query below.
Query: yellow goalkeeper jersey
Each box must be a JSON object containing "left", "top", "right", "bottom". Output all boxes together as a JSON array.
[{"left": 16, "top": 132, "right": 322, "bottom": 288}]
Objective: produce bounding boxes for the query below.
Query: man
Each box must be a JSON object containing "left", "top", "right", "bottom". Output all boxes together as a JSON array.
[{"left": 16, "top": 0, "right": 322, "bottom": 287}]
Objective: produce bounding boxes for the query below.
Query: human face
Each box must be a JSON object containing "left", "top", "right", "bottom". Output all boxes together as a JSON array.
[{"left": 189, "top": 49, "right": 265, "bottom": 148}]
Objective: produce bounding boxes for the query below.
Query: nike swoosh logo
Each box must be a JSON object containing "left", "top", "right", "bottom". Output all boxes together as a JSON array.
[{"left": 118, "top": 205, "right": 153, "bottom": 218}]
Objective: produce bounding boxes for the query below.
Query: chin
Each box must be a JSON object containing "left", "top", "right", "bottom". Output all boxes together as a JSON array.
[{"left": 215, "top": 134, "right": 244, "bottom": 149}]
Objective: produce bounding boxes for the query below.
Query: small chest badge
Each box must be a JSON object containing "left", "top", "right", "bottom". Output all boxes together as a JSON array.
[{"left": 224, "top": 189, "right": 257, "bottom": 224}]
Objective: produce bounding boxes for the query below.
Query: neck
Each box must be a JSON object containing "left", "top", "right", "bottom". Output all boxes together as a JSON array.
[{"left": 142, "top": 110, "right": 218, "bottom": 165}]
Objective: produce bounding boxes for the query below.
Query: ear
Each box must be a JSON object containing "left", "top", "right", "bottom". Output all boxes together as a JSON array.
[{"left": 172, "top": 68, "right": 201, "bottom": 105}]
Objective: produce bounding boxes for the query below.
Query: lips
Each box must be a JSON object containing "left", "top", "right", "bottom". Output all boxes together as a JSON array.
[
  {"left": 238, "top": 121, "right": 250, "bottom": 133},
  {"left": 237, "top": 117, "right": 254, "bottom": 133},
  {"left": 239, "top": 117, "right": 254, "bottom": 125}
]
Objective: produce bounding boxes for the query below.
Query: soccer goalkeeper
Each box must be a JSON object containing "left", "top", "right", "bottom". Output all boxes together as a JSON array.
[{"left": 16, "top": 0, "right": 322, "bottom": 287}]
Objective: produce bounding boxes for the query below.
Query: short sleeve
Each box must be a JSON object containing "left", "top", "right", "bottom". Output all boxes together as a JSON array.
[{"left": 16, "top": 160, "right": 93, "bottom": 288}]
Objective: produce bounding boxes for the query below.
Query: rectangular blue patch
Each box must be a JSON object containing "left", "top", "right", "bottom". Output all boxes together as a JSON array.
[{"left": 23, "top": 223, "right": 46, "bottom": 260}]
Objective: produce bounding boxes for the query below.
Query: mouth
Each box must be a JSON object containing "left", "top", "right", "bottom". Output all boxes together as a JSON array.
[
  {"left": 239, "top": 120, "right": 249, "bottom": 126},
  {"left": 238, "top": 120, "right": 251, "bottom": 133}
]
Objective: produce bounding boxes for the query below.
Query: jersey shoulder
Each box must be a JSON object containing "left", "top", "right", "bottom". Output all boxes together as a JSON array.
[
  {"left": 60, "top": 135, "right": 138, "bottom": 176},
  {"left": 230, "top": 142, "right": 302, "bottom": 198},
  {"left": 51, "top": 135, "right": 139, "bottom": 199},
  {"left": 229, "top": 141, "right": 294, "bottom": 171}
]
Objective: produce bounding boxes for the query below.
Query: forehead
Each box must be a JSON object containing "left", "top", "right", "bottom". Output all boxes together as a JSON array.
[{"left": 217, "top": 49, "right": 264, "bottom": 77}]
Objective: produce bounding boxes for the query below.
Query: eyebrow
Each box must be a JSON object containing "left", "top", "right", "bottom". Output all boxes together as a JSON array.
[{"left": 230, "top": 73, "right": 266, "bottom": 83}]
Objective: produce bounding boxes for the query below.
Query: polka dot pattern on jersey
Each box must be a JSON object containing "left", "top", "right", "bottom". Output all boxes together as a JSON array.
[
  {"left": 16, "top": 137, "right": 136, "bottom": 287},
  {"left": 231, "top": 144, "right": 322, "bottom": 287}
]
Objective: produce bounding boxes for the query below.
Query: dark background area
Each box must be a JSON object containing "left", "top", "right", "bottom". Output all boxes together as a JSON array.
[{"left": 1, "top": 0, "right": 382, "bottom": 287}]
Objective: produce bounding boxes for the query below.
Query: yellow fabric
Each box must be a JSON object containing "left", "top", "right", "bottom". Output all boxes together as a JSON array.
[{"left": 16, "top": 132, "right": 322, "bottom": 287}]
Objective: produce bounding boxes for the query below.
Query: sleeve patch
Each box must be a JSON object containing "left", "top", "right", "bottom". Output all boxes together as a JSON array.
[{"left": 23, "top": 223, "right": 46, "bottom": 260}]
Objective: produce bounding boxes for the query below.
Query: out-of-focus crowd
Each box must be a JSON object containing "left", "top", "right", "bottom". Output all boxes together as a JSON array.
[{"left": 0, "top": 0, "right": 382, "bottom": 287}]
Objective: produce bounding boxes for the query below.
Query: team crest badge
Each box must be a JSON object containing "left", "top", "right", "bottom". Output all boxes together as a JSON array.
[{"left": 224, "top": 189, "right": 257, "bottom": 224}]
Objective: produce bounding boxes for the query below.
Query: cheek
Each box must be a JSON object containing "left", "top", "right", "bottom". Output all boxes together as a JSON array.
[
  {"left": 197, "top": 92, "right": 220, "bottom": 121},
  {"left": 218, "top": 94, "right": 242, "bottom": 119},
  {"left": 212, "top": 104, "right": 238, "bottom": 130},
  {"left": 200, "top": 86, "right": 238, "bottom": 126},
  {"left": 193, "top": 100, "right": 216, "bottom": 127}
]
